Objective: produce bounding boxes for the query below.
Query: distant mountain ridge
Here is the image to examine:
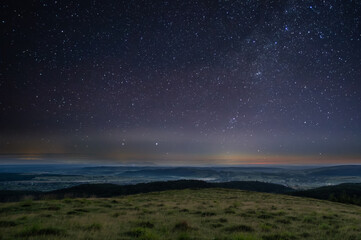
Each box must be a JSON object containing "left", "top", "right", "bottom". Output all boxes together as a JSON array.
[{"left": 302, "top": 165, "right": 361, "bottom": 176}]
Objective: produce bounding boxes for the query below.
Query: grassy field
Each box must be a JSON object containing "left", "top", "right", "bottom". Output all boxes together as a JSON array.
[{"left": 0, "top": 188, "right": 361, "bottom": 240}]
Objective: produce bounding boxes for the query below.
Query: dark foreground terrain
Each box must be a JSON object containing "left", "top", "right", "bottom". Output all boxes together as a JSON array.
[{"left": 0, "top": 188, "right": 361, "bottom": 240}]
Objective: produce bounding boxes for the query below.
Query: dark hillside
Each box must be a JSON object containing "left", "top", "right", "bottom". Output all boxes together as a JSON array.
[
  {"left": 0, "top": 180, "right": 292, "bottom": 202},
  {"left": 291, "top": 183, "right": 361, "bottom": 206},
  {"left": 2, "top": 180, "right": 361, "bottom": 207}
]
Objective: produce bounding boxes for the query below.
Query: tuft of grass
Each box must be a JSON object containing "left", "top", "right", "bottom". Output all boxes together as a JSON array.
[
  {"left": 230, "top": 233, "right": 261, "bottom": 240},
  {"left": 173, "top": 221, "right": 193, "bottom": 231},
  {"left": 260, "top": 224, "right": 272, "bottom": 232},
  {"left": 224, "top": 224, "right": 254, "bottom": 233},
  {"left": 63, "top": 198, "right": 72, "bottom": 204},
  {"left": 83, "top": 223, "right": 102, "bottom": 231},
  {"left": 112, "top": 212, "right": 120, "bottom": 217},
  {"left": 322, "top": 213, "right": 337, "bottom": 219},
  {"left": 16, "top": 216, "right": 28, "bottom": 221},
  {"left": 262, "top": 233, "right": 296, "bottom": 240},
  {"left": 300, "top": 232, "right": 310, "bottom": 238},
  {"left": 125, "top": 227, "right": 159, "bottom": 240},
  {"left": 20, "top": 200, "right": 32, "bottom": 208},
  {"left": 177, "top": 232, "right": 192, "bottom": 240},
  {"left": 125, "top": 227, "right": 146, "bottom": 237},
  {"left": 16, "top": 225, "right": 66, "bottom": 237},
  {"left": 224, "top": 207, "right": 236, "bottom": 214},
  {"left": 101, "top": 204, "right": 112, "bottom": 208},
  {"left": 136, "top": 221, "right": 155, "bottom": 228},
  {"left": 286, "top": 216, "right": 299, "bottom": 221},
  {"left": 257, "top": 213, "right": 274, "bottom": 219},
  {"left": 46, "top": 205, "right": 61, "bottom": 211},
  {"left": 201, "top": 211, "right": 216, "bottom": 217},
  {"left": 303, "top": 215, "right": 317, "bottom": 223},
  {"left": 140, "top": 230, "right": 160, "bottom": 240},
  {"left": 211, "top": 223, "right": 224, "bottom": 228},
  {"left": 0, "top": 220, "right": 17, "bottom": 227},
  {"left": 67, "top": 208, "right": 89, "bottom": 215},
  {"left": 276, "top": 218, "right": 291, "bottom": 224}
]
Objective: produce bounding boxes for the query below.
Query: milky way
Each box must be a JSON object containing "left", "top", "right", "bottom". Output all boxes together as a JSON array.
[{"left": 1, "top": 1, "right": 361, "bottom": 165}]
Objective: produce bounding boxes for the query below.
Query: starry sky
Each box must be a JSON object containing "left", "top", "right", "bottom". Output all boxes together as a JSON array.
[{"left": 1, "top": 0, "right": 361, "bottom": 165}]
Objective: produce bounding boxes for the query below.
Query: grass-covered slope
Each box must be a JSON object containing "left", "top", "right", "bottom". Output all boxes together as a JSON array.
[
  {"left": 291, "top": 183, "right": 361, "bottom": 206},
  {"left": 1, "top": 189, "right": 361, "bottom": 240}
]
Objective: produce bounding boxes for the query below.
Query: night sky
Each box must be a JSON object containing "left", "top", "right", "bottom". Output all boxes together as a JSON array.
[{"left": 1, "top": 0, "right": 361, "bottom": 165}]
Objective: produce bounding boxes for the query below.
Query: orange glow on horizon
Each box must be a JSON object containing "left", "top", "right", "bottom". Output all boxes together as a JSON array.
[{"left": 1, "top": 152, "right": 360, "bottom": 166}]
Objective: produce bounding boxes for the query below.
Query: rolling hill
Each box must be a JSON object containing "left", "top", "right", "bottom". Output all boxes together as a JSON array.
[
  {"left": 2, "top": 180, "right": 361, "bottom": 207},
  {"left": 0, "top": 180, "right": 292, "bottom": 202}
]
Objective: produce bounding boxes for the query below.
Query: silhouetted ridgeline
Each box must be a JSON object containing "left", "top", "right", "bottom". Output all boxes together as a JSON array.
[
  {"left": 1, "top": 180, "right": 361, "bottom": 207},
  {"left": 291, "top": 183, "right": 361, "bottom": 206},
  {"left": 0, "top": 180, "right": 291, "bottom": 202}
]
